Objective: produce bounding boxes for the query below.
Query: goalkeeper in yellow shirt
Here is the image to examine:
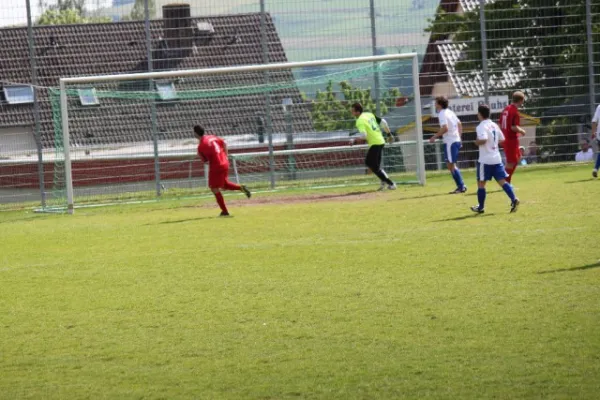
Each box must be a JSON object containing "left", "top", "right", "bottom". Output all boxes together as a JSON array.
[{"left": 350, "top": 102, "right": 397, "bottom": 190}]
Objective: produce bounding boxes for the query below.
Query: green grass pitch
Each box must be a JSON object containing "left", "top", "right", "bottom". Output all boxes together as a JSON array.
[{"left": 1, "top": 164, "right": 599, "bottom": 399}]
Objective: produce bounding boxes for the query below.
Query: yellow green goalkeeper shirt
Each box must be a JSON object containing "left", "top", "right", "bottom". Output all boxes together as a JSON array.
[{"left": 355, "top": 112, "right": 386, "bottom": 146}]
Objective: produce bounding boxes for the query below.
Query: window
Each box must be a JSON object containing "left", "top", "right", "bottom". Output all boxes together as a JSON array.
[
  {"left": 196, "top": 21, "right": 215, "bottom": 46},
  {"left": 282, "top": 97, "right": 293, "bottom": 112},
  {"left": 78, "top": 88, "right": 99, "bottom": 106},
  {"left": 196, "top": 21, "right": 215, "bottom": 35},
  {"left": 3, "top": 85, "right": 34, "bottom": 104},
  {"left": 156, "top": 81, "right": 177, "bottom": 101}
]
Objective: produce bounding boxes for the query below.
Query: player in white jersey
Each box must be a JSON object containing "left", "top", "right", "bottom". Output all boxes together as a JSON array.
[
  {"left": 471, "top": 104, "right": 520, "bottom": 214},
  {"left": 429, "top": 96, "right": 466, "bottom": 194}
]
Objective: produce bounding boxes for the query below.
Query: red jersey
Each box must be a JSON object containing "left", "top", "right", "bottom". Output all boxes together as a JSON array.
[
  {"left": 499, "top": 104, "right": 521, "bottom": 142},
  {"left": 198, "top": 135, "right": 229, "bottom": 169}
]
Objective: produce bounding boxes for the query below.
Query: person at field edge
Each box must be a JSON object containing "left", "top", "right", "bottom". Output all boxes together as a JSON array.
[
  {"left": 194, "top": 125, "right": 251, "bottom": 217},
  {"left": 575, "top": 139, "right": 594, "bottom": 162},
  {"left": 590, "top": 104, "right": 600, "bottom": 177},
  {"left": 429, "top": 96, "right": 467, "bottom": 194},
  {"left": 350, "top": 103, "right": 397, "bottom": 191},
  {"left": 526, "top": 141, "right": 538, "bottom": 164},
  {"left": 471, "top": 104, "right": 520, "bottom": 214},
  {"left": 499, "top": 91, "right": 526, "bottom": 183},
  {"left": 519, "top": 146, "right": 528, "bottom": 166}
]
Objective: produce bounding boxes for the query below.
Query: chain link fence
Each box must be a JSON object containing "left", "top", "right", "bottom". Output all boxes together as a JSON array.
[{"left": 0, "top": 0, "right": 598, "bottom": 210}]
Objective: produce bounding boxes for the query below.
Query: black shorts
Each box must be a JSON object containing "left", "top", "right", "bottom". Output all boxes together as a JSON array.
[{"left": 365, "top": 144, "right": 384, "bottom": 171}]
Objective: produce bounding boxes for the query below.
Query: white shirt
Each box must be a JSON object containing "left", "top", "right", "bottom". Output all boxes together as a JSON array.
[
  {"left": 438, "top": 108, "right": 461, "bottom": 144},
  {"left": 379, "top": 118, "right": 390, "bottom": 133},
  {"left": 575, "top": 149, "right": 594, "bottom": 162},
  {"left": 476, "top": 119, "right": 505, "bottom": 165},
  {"left": 593, "top": 105, "right": 600, "bottom": 135}
]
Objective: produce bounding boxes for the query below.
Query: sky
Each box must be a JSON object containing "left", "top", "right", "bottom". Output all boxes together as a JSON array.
[
  {"left": 1, "top": 0, "right": 41, "bottom": 26},
  {"left": 0, "top": 0, "right": 250, "bottom": 27}
]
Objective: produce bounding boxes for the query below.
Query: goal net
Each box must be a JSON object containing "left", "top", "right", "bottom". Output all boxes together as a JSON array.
[{"left": 47, "top": 54, "right": 424, "bottom": 213}]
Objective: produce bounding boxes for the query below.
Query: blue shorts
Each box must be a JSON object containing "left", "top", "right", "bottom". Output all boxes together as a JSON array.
[
  {"left": 477, "top": 162, "right": 509, "bottom": 182},
  {"left": 443, "top": 142, "right": 462, "bottom": 163}
]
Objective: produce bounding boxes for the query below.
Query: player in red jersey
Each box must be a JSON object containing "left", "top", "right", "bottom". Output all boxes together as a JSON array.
[
  {"left": 499, "top": 91, "right": 526, "bottom": 183},
  {"left": 194, "top": 125, "right": 251, "bottom": 217}
]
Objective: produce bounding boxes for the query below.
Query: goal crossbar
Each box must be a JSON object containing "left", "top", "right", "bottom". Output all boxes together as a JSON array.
[{"left": 60, "top": 53, "right": 417, "bottom": 84}]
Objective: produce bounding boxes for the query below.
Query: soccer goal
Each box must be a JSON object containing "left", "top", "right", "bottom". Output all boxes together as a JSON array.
[{"left": 48, "top": 53, "right": 424, "bottom": 213}]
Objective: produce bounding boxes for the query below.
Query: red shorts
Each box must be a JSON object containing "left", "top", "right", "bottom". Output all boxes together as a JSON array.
[
  {"left": 503, "top": 141, "right": 520, "bottom": 164},
  {"left": 208, "top": 167, "right": 228, "bottom": 189}
]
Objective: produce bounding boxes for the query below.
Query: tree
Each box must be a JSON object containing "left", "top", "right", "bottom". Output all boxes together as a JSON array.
[
  {"left": 426, "top": 1, "right": 597, "bottom": 113},
  {"left": 37, "top": 8, "right": 111, "bottom": 25},
  {"left": 36, "top": 0, "right": 110, "bottom": 25},
  {"left": 305, "top": 81, "right": 406, "bottom": 172},
  {"left": 38, "top": 0, "right": 87, "bottom": 13},
  {"left": 55, "top": 0, "right": 86, "bottom": 13},
  {"left": 308, "top": 80, "right": 401, "bottom": 132},
  {"left": 129, "top": 0, "right": 156, "bottom": 21},
  {"left": 426, "top": 1, "right": 599, "bottom": 157}
]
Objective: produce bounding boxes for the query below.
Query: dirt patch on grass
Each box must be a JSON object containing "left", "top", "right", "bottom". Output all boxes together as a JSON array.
[
  {"left": 236, "top": 190, "right": 379, "bottom": 207},
  {"left": 182, "top": 189, "right": 384, "bottom": 209}
]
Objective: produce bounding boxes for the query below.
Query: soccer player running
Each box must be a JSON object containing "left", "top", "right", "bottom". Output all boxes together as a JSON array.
[
  {"left": 194, "top": 125, "right": 251, "bottom": 217},
  {"left": 499, "top": 91, "right": 526, "bottom": 183},
  {"left": 429, "top": 96, "right": 467, "bottom": 194},
  {"left": 350, "top": 102, "right": 397, "bottom": 190},
  {"left": 590, "top": 103, "right": 600, "bottom": 178},
  {"left": 471, "top": 104, "right": 520, "bottom": 214}
]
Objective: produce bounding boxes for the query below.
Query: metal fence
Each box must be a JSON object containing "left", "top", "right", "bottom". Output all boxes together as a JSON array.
[{"left": 0, "top": 0, "right": 599, "bottom": 210}]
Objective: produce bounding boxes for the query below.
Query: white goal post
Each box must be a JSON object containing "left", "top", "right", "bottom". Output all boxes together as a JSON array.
[{"left": 58, "top": 53, "right": 425, "bottom": 214}]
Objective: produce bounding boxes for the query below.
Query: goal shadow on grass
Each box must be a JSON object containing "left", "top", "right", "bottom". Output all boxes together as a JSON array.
[
  {"left": 564, "top": 178, "right": 596, "bottom": 184},
  {"left": 432, "top": 213, "right": 495, "bottom": 222},
  {"left": 150, "top": 216, "right": 221, "bottom": 225},
  {"left": 466, "top": 189, "right": 502, "bottom": 196},
  {"left": 312, "top": 190, "right": 371, "bottom": 199},
  {"left": 389, "top": 190, "right": 503, "bottom": 204},
  {"left": 388, "top": 192, "right": 450, "bottom": 202},
  {"left": 537, "top": 261, "right": 600, "bottom": 274},
  {"left": 0, "top": 215, "right": 54, "bottom": 225}
]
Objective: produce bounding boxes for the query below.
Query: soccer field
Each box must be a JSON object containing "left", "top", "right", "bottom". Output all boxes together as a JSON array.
[{"left": 1, "top": 164, "right": 599, "bottom": 399}]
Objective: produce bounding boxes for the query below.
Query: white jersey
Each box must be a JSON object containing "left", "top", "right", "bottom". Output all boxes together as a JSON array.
[
  {"left": 575, "top": 149, "right": 594, "bottom": 162},
  {"left": 592, "top": 105, "right": 600, "bottom": 136},
  {"left": 476, "top": 119, "right": 505, "bottom": 165},
  {"left": 438, "top": 108, "right": 461, "bottom": 144}
]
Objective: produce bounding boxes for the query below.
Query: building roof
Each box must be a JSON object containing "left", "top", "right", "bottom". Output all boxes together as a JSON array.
[
  {"left": 0, "top": 13, "right": 313, "bottom": 149},
  {"left": 418, "top": 0, "right": 460, "bottom": 96},
  {"left": 437, "top": 41, "right": 529, "bottom": 97},
  {"left": 459, "top": 0, "right": 494, "bottom": 13},
  {"left": 419, "top": 0, "right": 528, "bottom": 98}
]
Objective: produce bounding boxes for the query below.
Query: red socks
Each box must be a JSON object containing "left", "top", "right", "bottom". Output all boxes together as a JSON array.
[
  {"left": 214, "top": 192, "right": 228, "bottom": 214},
  {"left": 214, "top": 181, "right": 242, "bottom": 214}
]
